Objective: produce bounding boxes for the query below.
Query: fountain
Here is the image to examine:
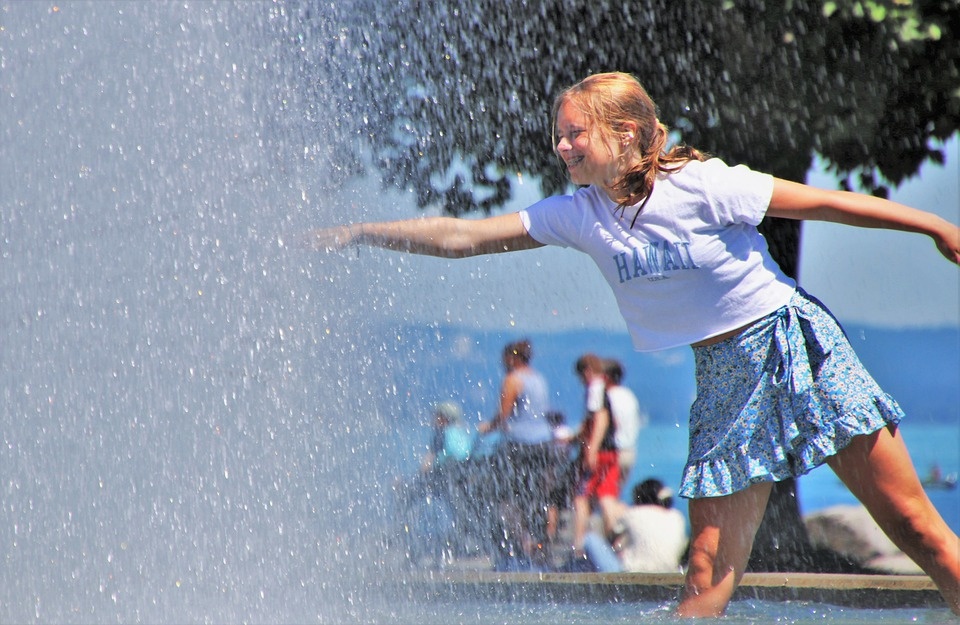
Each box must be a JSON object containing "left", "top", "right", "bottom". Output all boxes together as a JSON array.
[{"left": 0, "top": 2, "right": 412, "bottom": 621}]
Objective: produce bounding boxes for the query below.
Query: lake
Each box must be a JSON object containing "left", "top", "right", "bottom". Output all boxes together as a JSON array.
[{"left": 632, "top": 422, "right": 960, "bottom": 536}]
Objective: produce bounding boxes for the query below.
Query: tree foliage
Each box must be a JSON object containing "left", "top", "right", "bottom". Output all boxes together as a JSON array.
[{"left": 307, "top": 0, "right": 958, "bottom": 212}]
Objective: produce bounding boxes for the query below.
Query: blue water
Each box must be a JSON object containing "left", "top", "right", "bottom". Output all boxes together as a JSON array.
[
  {"left": 632, "top": 422, "right": 960, "bottom": 536},
  {"left": 352, "top": 599, "right": 956, "bottom": 625}
]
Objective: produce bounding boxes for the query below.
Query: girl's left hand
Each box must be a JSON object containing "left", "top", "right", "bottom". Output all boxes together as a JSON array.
[{"left": 934, "top": 223, "right": 960, "bottom": 266}]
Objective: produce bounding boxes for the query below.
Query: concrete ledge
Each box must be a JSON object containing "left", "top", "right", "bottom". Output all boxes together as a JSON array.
[{"left": 392, "top": 571, "right": 944, "bottom": 609}]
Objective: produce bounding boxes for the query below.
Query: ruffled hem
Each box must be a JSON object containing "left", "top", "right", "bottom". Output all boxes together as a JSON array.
[{"left": 679, "top": 395, "right": 903, "bottom": 498}]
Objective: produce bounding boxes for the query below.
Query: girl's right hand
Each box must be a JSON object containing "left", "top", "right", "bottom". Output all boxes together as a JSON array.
[{"left": 296, "top": 225, "right": 354, "bottom": 252}]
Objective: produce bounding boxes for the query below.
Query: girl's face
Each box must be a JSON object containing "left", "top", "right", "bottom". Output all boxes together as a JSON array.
[{"left": 555, "top": 100, "right": 623, "bottom": 197}]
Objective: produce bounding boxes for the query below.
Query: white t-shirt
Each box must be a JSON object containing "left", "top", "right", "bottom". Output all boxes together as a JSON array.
[
  {"left": 585, "top": 378, "right": 605, "bottom": 413},
  {"left": 520, "top": 159, "right": 796, "bottom": 351},
  {"left": 607, "top": 385, "right": 646, "bottom": 454}
]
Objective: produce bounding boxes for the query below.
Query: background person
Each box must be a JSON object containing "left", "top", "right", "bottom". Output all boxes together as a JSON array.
[
  {"left": 603, "top": 358, "right": 647, "bottom": 486},
  {"left": 581, "top": 477, "right": 689, "bottom": 574},
  {"left": 614, "top": 478, "right": 688, "bottom": 573},
  {"left": 571, "top": 354, "right": 621, "bottom": 558},
  {"left": 420, "top": 401, "right": 471, "bottom": 473},
  {"left": 545, "top": 410, "right": 575, "bottom": 548},
  {"left": 399, "top": 401, "right": 472, "bottom": 567},
  {"left": 477, "top": 339, "right": 557, "bottom": 570}
]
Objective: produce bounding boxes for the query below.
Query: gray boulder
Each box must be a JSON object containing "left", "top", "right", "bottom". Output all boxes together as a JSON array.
[{"left": 804, "top": 504, "right": 922, "bottom": 574}]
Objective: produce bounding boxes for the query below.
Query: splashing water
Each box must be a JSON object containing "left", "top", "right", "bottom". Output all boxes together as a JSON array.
[{"left": 1, "top": 2, "right": 407, "bottom": 621}]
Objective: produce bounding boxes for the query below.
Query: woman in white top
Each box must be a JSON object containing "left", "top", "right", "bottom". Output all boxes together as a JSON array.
[
  {"left": 615, "top": 478, "right": 688, "bottom": 573},
  {"left": 304, "top": 72, "right": 960, "bottom": 617}
]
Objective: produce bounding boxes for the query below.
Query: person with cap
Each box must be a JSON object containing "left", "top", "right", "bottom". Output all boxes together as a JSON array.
[
  {"left": 403, "top": 400, "right": 473, "bottom": 567},
  {"left": 421, "top": 401, "right": 472, "bottom": 472}
]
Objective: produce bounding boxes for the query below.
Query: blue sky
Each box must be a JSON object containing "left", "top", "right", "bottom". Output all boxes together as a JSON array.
[
  {"left": 334, "top": 135, "right": 959, "bottom": 333},
  {"left": 800, "top": 135, "right": 959, "bottom": 328}
]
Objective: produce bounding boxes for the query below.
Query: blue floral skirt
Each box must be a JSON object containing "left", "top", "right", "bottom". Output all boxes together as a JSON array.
[{"left": 679, "top": 288, "right": 904, "bottom": 499}]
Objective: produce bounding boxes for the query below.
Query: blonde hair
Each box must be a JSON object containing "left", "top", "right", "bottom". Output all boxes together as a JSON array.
[{"left": 551, "top": 72, "right": 707, "bottom": 227}]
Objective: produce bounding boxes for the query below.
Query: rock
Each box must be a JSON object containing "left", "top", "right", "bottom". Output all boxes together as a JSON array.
[{"left": 804, "top": 504, "right": 922, "bottom": 574}]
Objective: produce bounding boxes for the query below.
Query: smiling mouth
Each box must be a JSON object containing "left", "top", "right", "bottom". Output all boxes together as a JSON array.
[{"left": 566, "top": 156, "right": 584, "bottom": 168}]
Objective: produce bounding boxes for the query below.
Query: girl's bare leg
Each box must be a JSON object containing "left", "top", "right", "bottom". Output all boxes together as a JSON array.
[
  {"left": 676, "top": 482, "right": 772, "bottom": 617},
  {"left": 827, "top": 426, "right": 960, "bottom": 614}
]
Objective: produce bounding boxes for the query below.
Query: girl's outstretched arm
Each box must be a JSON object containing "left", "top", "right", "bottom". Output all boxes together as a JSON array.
[
  {"left": 767, "top": 178, "right": 960, "bottom": 265},
  {"left": 301, "top": 212, "right": 543, "bottom": 258}
]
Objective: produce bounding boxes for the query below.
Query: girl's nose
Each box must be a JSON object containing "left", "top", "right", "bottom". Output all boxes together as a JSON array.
[{"left": 556, "top": 137, "right": 571, "bottom": 152}]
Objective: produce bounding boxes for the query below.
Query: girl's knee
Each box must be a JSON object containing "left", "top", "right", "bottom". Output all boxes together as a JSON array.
[
  {"left": 684, "top": 528, "right": 724, "bottom": 584},
  {"left": 685, "top": 541, "right": 717, "bottom": 574}
]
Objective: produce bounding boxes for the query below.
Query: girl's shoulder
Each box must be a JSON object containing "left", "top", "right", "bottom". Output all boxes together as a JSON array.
[
  {"left": 661, "top": 157, "right": 774, "bottom": 224},
  {"left": 664, "top": 157, "right": 737, "bottom": 184}
]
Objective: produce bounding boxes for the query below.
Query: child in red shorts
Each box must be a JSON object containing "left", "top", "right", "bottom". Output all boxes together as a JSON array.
[{"left": 572, "top": 354, "right": 622, "bottom": 556}]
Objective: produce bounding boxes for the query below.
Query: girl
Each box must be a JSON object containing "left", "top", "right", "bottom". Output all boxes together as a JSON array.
[{"left": 305, "top": 72, "right": 960, "bottom": 617}]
